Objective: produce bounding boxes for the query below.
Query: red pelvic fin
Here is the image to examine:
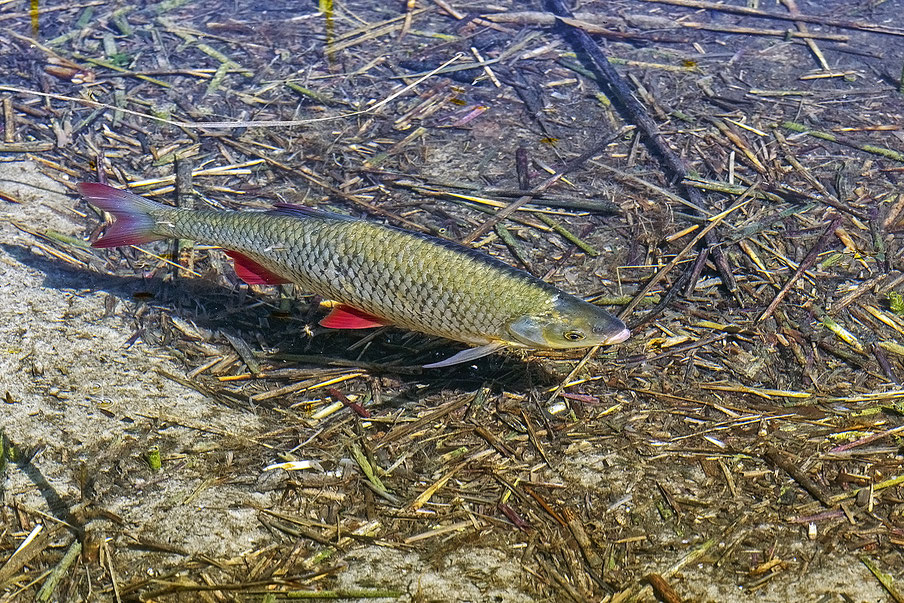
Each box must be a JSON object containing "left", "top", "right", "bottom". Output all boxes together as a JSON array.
[
  {"left": 224, "top": 250, "right": 290, "bottom": 285},
  {"left": 319, "top": 304, "right": 388, "bottom": 329}
]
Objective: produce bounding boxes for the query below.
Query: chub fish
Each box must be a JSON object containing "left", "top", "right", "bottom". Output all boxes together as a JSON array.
[{"left": 79, "top": 183, "right": 630, "bottom": 367}]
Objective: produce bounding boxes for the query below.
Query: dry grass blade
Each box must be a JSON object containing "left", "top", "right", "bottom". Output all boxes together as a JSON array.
[
  {"left": 642, "top": 0, "right": 904, "bottom": 36},
  {"left": 621, "top": 191, "right": 753, "bottom": 318}
]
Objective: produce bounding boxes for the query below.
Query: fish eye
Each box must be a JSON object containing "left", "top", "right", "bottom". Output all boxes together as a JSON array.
[{"left": 563, "top": 330, "right": 585, "bottom": 341}]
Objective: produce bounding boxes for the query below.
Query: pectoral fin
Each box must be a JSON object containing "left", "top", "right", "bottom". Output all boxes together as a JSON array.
[{"left": 422, "top": 342, "right": 505, "bottom": 369}]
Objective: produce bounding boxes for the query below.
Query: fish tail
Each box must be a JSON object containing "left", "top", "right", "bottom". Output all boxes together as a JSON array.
[{"left": 78, "top": 183, "right": 168, "bottom": 248}]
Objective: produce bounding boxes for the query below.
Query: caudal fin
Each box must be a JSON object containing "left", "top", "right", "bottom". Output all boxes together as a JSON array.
[{"left": 78, "top": 183, "right": 167, "bottom": 248}]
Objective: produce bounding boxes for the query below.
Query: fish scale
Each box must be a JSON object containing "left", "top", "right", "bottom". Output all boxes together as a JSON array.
[
  {"left": 79, "top": 182, "right": 630, "bottom": 367},
  {"left": 152, "top": 208, "right": 554, "bottom": 344}
]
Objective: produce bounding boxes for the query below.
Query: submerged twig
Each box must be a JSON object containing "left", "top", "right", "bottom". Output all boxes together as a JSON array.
[
  {"left": 546, "top": 0, "right": 741, "bottom": 303},
  {"left": 764, "top": 446, "right": 833, "bottom": 507},
  {"left": 642, "top": 0, "right": 904, "bottom": 37},
  {"left": 461, "top": 127, "right": 630, "bottom": 245},
  {"left": 757, "top": 214, "right": 843, "bottom": 322}
]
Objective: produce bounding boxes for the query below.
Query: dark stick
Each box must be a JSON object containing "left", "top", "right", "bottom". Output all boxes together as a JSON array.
[
  {"left": 642, "top": 0, "right": 904, "bottom": 38},
  {"left": 757, "top": 214, "right": 843, "bottom": 322},
  {"left": 461, "top": 128, "right": 628, "bottom": 245},
  {"left": 764, "top": 446, "right": 833, "bottom": 507},
  {"left": 515, "top": 146, "right": 531, "bottom": 191},
  {"left": 174, "top": 156, "right": 195, "bottom": 209},
  {"left": 546, "top": 0, "right": 740, "bottom": 303},
  {"left": 873, "top": 343, "right": 899, "bottom": 384},
  {"left": 683, "top": 245, "right": 711, "bottom": 297},
  {"left": 644, "top": 574, "right": 685, "bottom": 603},
  {"left": 626, "top": 255, "right": 695, "bottom": 331},
  {"left": 94, "top": 148, "right": 107, "bottom": 184}
]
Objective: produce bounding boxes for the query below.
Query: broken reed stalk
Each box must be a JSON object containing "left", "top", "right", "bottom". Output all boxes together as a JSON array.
[
  {"left": 620, "top": 192, "right": 753, "bottom": 319},
  {"left": 780, "top": 0, "right": 830, "bottom": 71},
  {"left": 35, "top": 540, "right": 82, "bottom": 602},
  {"left": 781, "top": 121, "right": 904, "bottom": 163},
  {"left": 861, "top": 557, "right": 904, "bottom": 603},
  {"left": 644, "top": 574, "right": 685, "bottom": 603},
  {"left": 641, "top": 0, "right": 904, "bottom": 37},
  {"left": 757, "top": 214, "right": 843, "bottom": 323},
  {"left": 460, "top": 127, "right": 630, "bottom": 245},
  {"left": 546, "top": 0, "right": 741, "bottom": 303},
  {"left": 764, "top": 446, "right": 833, "bottom": 506}
]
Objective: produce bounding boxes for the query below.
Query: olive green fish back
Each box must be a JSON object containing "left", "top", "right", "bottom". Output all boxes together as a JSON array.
[{"left": 151, "top": 207, "right": 559, "bottom": 344}]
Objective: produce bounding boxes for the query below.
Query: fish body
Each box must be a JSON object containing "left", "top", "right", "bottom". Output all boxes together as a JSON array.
[{"left": 79, "top": 183, "right": 629, "bottom": 366}]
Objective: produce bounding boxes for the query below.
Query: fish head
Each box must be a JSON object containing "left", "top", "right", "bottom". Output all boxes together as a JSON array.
[{"left": 507, "top": 296, "right": 630, "bottom": 349}]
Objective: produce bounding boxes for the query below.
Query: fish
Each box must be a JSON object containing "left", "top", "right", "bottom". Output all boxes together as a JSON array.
[{"left": 78, "top": 182, "right": 630, "bottom": 368}]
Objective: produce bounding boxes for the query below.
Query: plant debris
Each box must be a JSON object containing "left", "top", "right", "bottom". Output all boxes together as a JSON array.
[{"left": 2, "top": 0, "right": 904, "bottom": 600}]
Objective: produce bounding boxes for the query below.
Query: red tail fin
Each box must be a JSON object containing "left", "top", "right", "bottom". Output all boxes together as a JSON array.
[{"left": 78, "top": 183, "right": 167, "bottom": 248}]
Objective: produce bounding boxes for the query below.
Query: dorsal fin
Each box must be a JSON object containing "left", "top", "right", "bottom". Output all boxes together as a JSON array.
[{"left": 270, "top": 202, "right": 355, "bottom": 221}]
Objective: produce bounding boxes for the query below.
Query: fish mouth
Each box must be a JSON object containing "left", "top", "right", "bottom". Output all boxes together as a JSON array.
[{"left": 602, "top": 327, "right": 631, "bottom": 345}]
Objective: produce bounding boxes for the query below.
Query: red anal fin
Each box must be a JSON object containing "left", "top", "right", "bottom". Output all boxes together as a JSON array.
[
  {"left": 319, "top": 304, "right": 388, "bottom": 329},
  {"left": 224, "top": 250, "right": 290, "bottom": 285}
]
